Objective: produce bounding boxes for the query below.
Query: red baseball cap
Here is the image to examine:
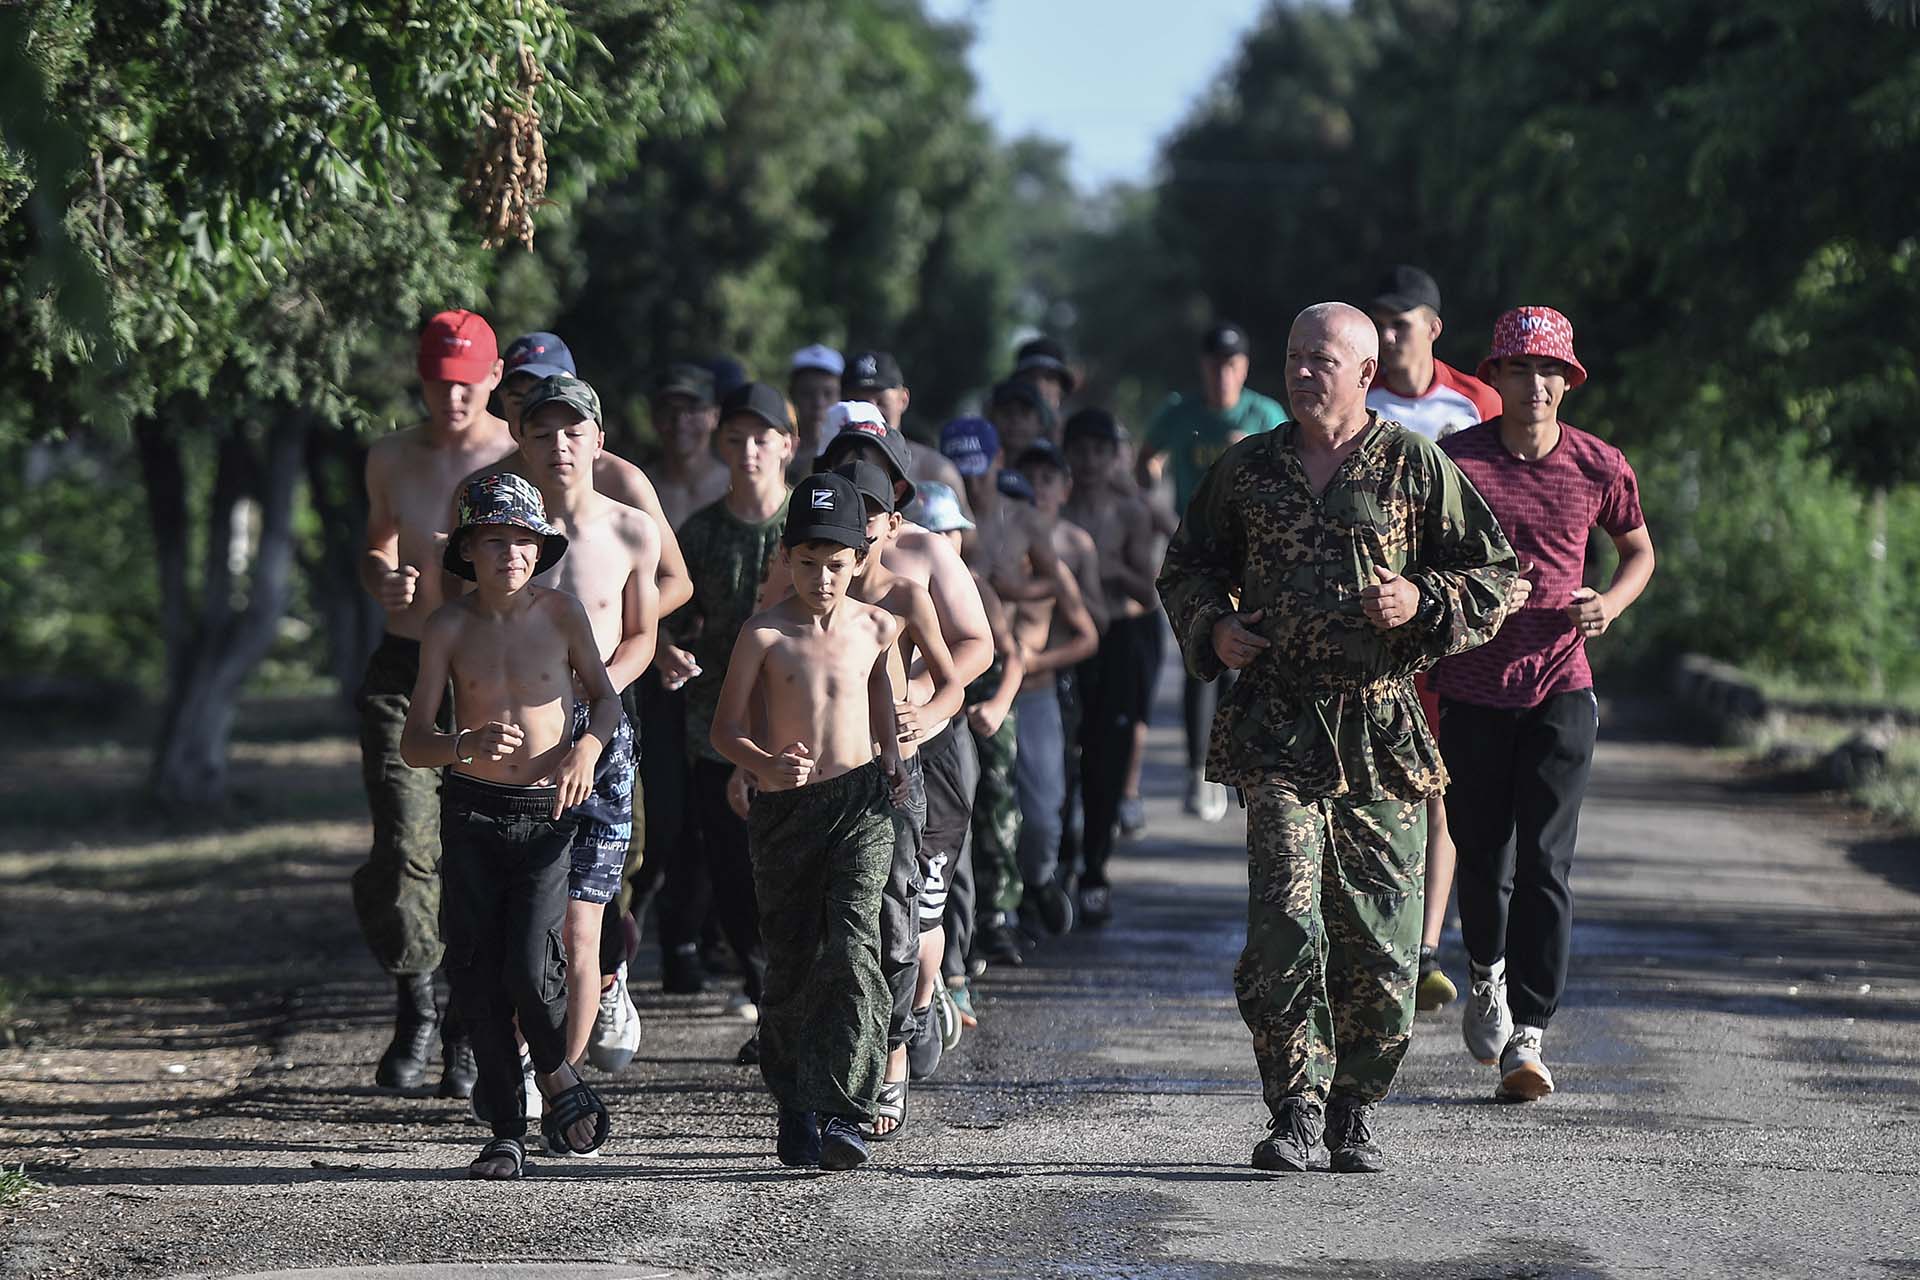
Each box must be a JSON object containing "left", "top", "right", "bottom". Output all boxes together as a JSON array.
[
  {"left": 418, "top": 310, "right": 500, "bottom": 384},
  {"left": 1477, "top": 306, "right": 1588, "bottom": 388}
]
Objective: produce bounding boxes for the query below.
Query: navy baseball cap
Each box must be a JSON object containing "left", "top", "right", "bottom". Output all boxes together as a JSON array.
[
  {"left": 784, "top": 471, "right": 869, "bottom": 551},
  {"left": 1063, "top": 407, "right": 1126, "bottom": 446},
  {"left": 938, "top": 416, "right": 1001, "bottom": 478},
  {"left": 996, "top": 470, "right": 1036, "bottom": 504},
  {"left": 502, "top": 331, "right": 576, "bottom": 383},
  {"left": 1013, "top": 335, "right": 1077, "bottom": 392}
]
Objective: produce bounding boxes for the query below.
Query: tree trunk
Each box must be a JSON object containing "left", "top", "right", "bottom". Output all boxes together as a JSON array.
[
  {"left": 143, "top": 407, "right": 311, "bottom": 811},
  {"left": 1867, "top": 484, "right": 1889, "bottom": 697},
  {"left": 302, "top": 422, "right": 381, "bottom": 705}
]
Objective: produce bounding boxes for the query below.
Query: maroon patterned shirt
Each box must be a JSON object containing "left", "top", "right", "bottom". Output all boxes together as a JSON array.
[{"left": 1432, "top": 420, "right": 1644, "bottom": 709}]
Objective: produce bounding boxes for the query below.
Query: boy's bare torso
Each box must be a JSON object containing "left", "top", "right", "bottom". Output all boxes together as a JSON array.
[
  {"left": 855, "top": 570, "right": 931, "bottom": 760},
  {"left": 655, "top": 458, "right": 730, "bottom": 530},
  {"left": 371, "top": 422, "right": 517, "bottom": 640},
  {"left": 535, "top": 495, "right": 652, "bottom": 665},
  {"left": 1065, "top": 490, "right": 1151, "bottom": 622},
  {"left": 754, "top": 599, "right": 897, "bottom": 787},
  {"left": 442, "top": 588, "right": 579, "bottom": 786}
]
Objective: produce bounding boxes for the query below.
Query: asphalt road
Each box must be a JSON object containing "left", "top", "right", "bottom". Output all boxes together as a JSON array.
[{"left": 3, "top": 680, "right": 1917, "bottom": 1279}]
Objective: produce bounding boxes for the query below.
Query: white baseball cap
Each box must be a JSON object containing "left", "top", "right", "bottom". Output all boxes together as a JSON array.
[{"left": 790, "top": 343, "right": 845, "bottom": 377}]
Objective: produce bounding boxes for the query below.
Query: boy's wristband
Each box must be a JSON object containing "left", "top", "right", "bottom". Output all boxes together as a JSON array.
[{"left": 454, "top": 728, "right": 476, "bottom": 764}]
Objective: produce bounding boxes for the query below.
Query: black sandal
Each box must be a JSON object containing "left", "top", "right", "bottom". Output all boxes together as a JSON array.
[
  {"left": 541, "top": 1074, "right": 611, "bottom": 1156},
  {"left": 868, "top": 1077, "right": 908, "bottom": 1141},
  {"left": 468, "top": 1136, "right": 525, "bottom": 1180}
]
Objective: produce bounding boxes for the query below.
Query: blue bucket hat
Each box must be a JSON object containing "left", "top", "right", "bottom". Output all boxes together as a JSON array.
[{"left": 445, "top": 473, "right": 568, "bottom": 581}]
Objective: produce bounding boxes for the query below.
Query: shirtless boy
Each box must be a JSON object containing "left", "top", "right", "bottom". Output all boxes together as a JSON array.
[
  {"left": 1002, "top": 442, "right": 1100, "bottom": 937},
  {"left": 1060, "top": 409, "right": 1162, "bottom": 927},
  {"left": 832, "top": 460, "right": 966, "bottom": 1121},
  {"left": 787, "top": 344, "right": 843, "bottom": 483},
  {"left": 843, "top": 350, "right": 973, "bottom": 515},
  {"left": 710, "top": 470, "right": 908, "bottom": 1172},
  {"left": 916, "top": 481, "right": 1028, "bottom": 974},
  {"left": 356, "top": 310, "right": 517, "bottom": 1095},
  {"left": 815, "top": 412, "right": 994, "bottom": 1091},
  {"left": 502, "top": 374, "right": 661, "bottom": 1073},
  {"left": 400, "top": 473, "right": 620, "bottom": 1178}
]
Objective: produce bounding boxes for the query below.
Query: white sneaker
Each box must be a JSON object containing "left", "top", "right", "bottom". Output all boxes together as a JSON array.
[
  {"left": 587, "top": 963, "right": 641, "bottom": 1074},
  {"left": 1496, "top": 1025, "right": 1555, "bottom": 1101},
  {"left": 725, "top": 992, "right": 760, "bottom": 1023},
  {"left": 1197, "top": 779, "right": 1230, "bottom": 823},
  {"left": 1462, "top": 961, "right": 1514, "bottom": 1065}
]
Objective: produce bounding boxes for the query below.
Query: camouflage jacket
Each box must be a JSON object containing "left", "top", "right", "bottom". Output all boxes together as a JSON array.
[{"left": 1156, "top": 413, "right": 1517, "bottom": 799}]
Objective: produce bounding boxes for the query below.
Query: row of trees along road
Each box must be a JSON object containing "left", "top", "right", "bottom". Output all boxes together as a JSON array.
[{"left": 0, "top": 0, "right": 1059, "bottom": 808}]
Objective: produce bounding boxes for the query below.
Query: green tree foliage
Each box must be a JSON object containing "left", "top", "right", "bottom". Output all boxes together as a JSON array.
[{"left": 1067, "top": 0, "right": 1920, "bottom": 687}]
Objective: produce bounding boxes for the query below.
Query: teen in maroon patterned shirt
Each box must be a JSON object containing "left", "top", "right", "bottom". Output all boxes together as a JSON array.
[{"left": 1431, "top": 307, "right": 1657, "bottom": 1104}]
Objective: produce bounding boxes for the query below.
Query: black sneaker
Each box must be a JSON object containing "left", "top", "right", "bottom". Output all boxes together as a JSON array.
[
  {"left": 906, "top": 1004, "right": 942, "bottom": 1082},
  {"left": 776, "top": 1108, "right": 820, "bottom": 1167},
  {"left": 662, "top": 945, "right": 707, "bottom": 995},
  {"left": 819, "top": 1117, "right": 870, "bottom": 1171},
  {"left": 976, "top": 916, "right": 1024, "bottom": 967},
  {"left": 1029, "top": 881, "right": 1075, "bottom": 936},
  {"left": 1251, "top": 1095, "right": 1323, "bottom": 1172},
  {"left": 1077, "top": 884, "right": 1113, "bottom": 929},
  {"left": 1325, "top": 1094, "right": 1385, "bottom": 1173},
  {"left": 736, "top": 1032, "right": 760, "bottom": 1066},
  {"left": 375, "top": 974, "right": 438, "bottom": 1091}
]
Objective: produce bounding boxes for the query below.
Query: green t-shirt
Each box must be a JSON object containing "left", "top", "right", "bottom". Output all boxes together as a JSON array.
[
  {"left": 1146, "top": 387, "right": 1288, "bottom": 514},
  {"left": 675, "top": 493, "right": 790, "bottom": 763}
]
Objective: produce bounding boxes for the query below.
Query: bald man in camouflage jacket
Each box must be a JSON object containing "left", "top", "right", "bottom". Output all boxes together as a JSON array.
[{"left": 1157, "top": 303, "right": 1517, "bottom": 1173}]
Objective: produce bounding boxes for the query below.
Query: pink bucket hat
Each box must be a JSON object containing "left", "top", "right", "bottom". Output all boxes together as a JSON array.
[{"left": 1477, "top": 306, "right": 1588, "bottom": 388}]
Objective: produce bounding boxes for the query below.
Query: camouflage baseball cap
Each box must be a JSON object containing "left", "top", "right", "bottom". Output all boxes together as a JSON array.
[
  {"left": 519, "top": 372, "right": 602, "bottom": 427},
  {"left": 444, "top": 473, "right": 569, "bottom": 581}
]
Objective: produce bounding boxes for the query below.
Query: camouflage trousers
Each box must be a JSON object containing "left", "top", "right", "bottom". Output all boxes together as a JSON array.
[
  {"left": 350, "top": 634, "right": 451, "bottom": 977},
  {"left": 969, "top": 705, "right": 1022, "bottom": 918},
  {"left": 1236, "top": 787, "right": 1425, "bottom": 1114}
]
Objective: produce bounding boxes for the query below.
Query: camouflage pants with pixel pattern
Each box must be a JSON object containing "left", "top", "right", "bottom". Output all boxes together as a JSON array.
[
  {"left": 1236, "top": 787, "right": 1425, "bottom": 1115},
  {"left": 968, "top": 705, "right": 1022, "bottom": 918}
]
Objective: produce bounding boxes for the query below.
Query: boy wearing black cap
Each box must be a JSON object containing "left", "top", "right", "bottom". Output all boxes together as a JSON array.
[
  {"left": 989, "top": 379, "right": 1058, "bottom": 462},
  {"left": 830, "top": 460, "right": 967, "bottom": 1124},
  {"left": 401, "top": 473, "right": 622, "bottom": 1178},
  {"left": 1010, "top": 336, "right": 1077, "bottom": 414},
  {"left": 1061, "top": 409, "right": 1163, "bottom": 925},
  {"left": 649, "top": 363, "right": 729, "bottom": 530},
  {"left": 844, "top": 350, "right": 973, "bottom": 512},
  {"left": 1139, "top": 322, "right": 1287, "bottom": 823},
  {"left": 710, "top": 470, "right": 910, "bottom": 1171},
  {"left": 669, "top": 382, "right": 795, "bottom": 1040}
]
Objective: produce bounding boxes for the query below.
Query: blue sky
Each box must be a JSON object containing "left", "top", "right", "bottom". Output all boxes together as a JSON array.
[{"left": 924, "top": 0, "right": 1264, "bottom": 190}]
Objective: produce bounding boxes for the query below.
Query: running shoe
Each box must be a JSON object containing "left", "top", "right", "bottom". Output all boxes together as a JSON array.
[
  {"left": 587, "top": 962, "right": 641, "bottom": 1074},
  {"left": 1118, "top": 795, "right": 1147, "bottom": 840},
  {"left": 1496, "top": 1026, "right": 1555, "bottom": 1102},
  {"left": 1463, "top": 961, "right": 1514, "bottom": 1065},
  {"left": 725, "top": 992, "right": 760, "bottom": 1023},
  {"left": 1078, "top": 883, "right": 1113, "bottom": 928},
  {"left": 1196, "top": 778, "right": 1230, "bottom": 823}
]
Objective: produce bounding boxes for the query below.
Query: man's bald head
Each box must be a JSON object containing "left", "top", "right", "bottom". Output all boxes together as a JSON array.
[
  {"left": 1286, "top": 301, "right": 1379, "bottom": 434},
  {"left": 1291, "top": 302, "right": 1380, "bottom": 364}
]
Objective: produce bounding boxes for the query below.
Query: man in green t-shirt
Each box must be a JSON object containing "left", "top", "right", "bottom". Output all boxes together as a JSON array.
[{"left": 1138, "top": 322, "right": 1288, "bottom": 822}]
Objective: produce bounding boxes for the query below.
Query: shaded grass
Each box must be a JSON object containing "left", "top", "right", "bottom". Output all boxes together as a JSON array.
[
  {"left": 1726, "top": 678, "right": 1920, "bottom": 834},
  {"left": 1749, "top": 670, "right": 1920, "bottom": 716}
]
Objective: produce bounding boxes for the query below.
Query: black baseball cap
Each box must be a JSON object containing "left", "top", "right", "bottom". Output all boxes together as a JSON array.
[
  {"left": 1063, "top": 407, "right": 1126, "bottom": 446},
  {"left": 820, "top": 416, "right": 912, "bottom": 496},
  {"left": 1013, "top": 439, "right": 1068, "bottom": 474},
  {"left": 784, "top": 472, "right": 869, "bottom": 551},
  {"left": 1370, "top": 265, "right": 1443, "bottom": 316},
  {"left": 844, "top": 350, "right": 904, "bottom": 393},
  {"left": 1013, "top": 335, "right": 1077, "bottom": 392},
  {"left": 653, "top": 362, "right": 716, "bottom": 406},
  {"left": 831, "top": 460, "right": 896, "bottom": 515},
  {"left": 1201, "top": 323, "right": 1250, "bottom": 358},
  {"left": 988, "top": 378, "right": 1058, "bottom": 432},
  {"left": 719, "top": 380, "right": 794, "bottom": 435}
]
